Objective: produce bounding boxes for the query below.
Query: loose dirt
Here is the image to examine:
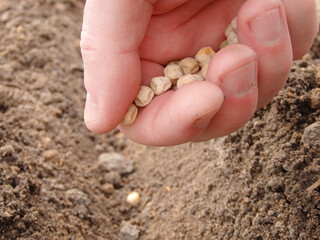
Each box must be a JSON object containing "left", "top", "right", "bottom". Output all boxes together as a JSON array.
[{"left": 0, "top": 0, "right": 319, "bottom": 239}]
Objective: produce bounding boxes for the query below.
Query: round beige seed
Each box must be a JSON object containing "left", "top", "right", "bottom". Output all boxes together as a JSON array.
[
  {"left": 195, "top": 47, "right": 215, "bottom": 67},
  {"left": 179, "top": 57, "right": 199, "bottom": 75},
  {"left": 164, "top": 64, "right": 183, "bottom": 83},
  {"left": 135, "top": 86, "right": 154, "bottom": 107},
  {"left": 126, "top": 191, "right": 140, "bottom": 207},
  {"left": 177, "top": 74, "right": 197, "bottom": 89},
  {"left": 150, "top": 76, "right": 172, "bottom": 95},
  {"left": 122, "top": 104, "right": 138, "bottom": 125}
]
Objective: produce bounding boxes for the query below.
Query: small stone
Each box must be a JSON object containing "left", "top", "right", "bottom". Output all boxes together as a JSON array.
[
  {"left": 98, "top": 152, "right": 134, "bottom": 174},
  {"left": 0, "top": 145, "right": 15, "bottom": 157},
  {"left": 101, "top": 183, "right": 114, "bottom": 194},
  {"left": 42, "top": 149, "right": 59, "bottom": 160},
  {"left": 0, "top": 11, "right": 10, "bottom": 23},
  {"left": 103, "top": 171, "right": 122, "bottom": 185},
  {"left": 54, "top": 2, "right": 67, "bottom": 12},
  {"left": 10, "top": 165, "right": 20, "bottom": 174},
  {"left": 120, "top": 221, "right": 140, "bottom": 240},
  {"left": 310, "top": 88, "right": 320, "bottom": 109},
  {"left": 274, "top": 221, "right": 284, "bottom": 229},
  {"left": 66, "top": 189, "right": 90, "bottom": 206},
  {"left": 301, "top": 122, "right": 320, "bottom": 146},
  {"left": 316, "top": 69, "right": 320, "bottom": 85}
]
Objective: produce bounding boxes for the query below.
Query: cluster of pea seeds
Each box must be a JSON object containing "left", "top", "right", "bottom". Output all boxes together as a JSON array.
[{"left": 122, "top": 17, "right": 238, "bottom": 125}]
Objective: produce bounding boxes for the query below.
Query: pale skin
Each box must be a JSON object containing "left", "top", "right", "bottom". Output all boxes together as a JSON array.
[{"left": 81, "top": 0, "right": 319, "bottom": 146}]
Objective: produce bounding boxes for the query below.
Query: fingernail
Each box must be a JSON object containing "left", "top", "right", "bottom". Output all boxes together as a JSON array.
[
  {"left": 250, "top": 8, "right": 282, "bottom": 44},
  {"left": 194, "top": 114, "right": 214, "bottom": 128},
  {"left": 84, "top": 93, "right": 100, "bottom": 123},
  {"left": 222, "top": 61, "right": 256, "bottom": 98}
]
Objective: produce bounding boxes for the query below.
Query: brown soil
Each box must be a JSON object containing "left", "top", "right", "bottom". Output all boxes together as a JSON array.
[{"left": 0, "top": 1, "right": 319, "bottom": 239}]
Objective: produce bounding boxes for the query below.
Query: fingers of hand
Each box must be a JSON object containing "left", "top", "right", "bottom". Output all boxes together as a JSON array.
[
  {"left": 119, "top": 82, "right": 224, "bottom": 146},
  {"left": 237, "top": 0, "right": 293, "bottom": 108},
  {"left": 81, "top": 0, "right": 154, "bottom": 133},
  {"left": 193, "top": 44, "right": 258, "bottom": 141},
  {"left": 281, "top": 0, "right": 319, "bottom": 59}
]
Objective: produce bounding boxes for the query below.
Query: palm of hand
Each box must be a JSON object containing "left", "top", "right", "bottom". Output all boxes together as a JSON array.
[{"left": 81, "top": 0, "right": 319, "bottom": 146}]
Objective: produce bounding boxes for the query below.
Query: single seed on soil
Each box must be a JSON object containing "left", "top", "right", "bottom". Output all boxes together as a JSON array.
[
  {"left": 195, "top": 47, "right": 215, "bottom": 67},
  {"left": 135, "top": 86, "right": 154, "bottom": 107},
  {"left": 220, "top": 40, "right": 229, "bottom": 49},
  {"left": 201, "top": 63, "right": 209, "bottom": 79},
  {"left": 150, "top": 76, "right": 172, "bottom": 95},
  {"left": 227, "top": 31, "right": 238, "bottom": 45},
  {"left": 164, "top": 64, "right": 183, "bottom": 83},
  {"left": 177, "top": 74, "right": 198, "bottom": 89},
  {"left": 126, "top": 191, "right": 140, "bottom": 207},
  {"left": 122, "top": 104, "right": 138, "bottom": 125},
  {"left": 179, "top": 57, "right": 199, "bottom": 75}
]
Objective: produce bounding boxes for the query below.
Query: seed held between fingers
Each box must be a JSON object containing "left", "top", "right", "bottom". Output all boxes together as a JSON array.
[
  {"left": 177, "top": 74, "right": 198, "bottom": 89},
  {"left": 192, "top": 74, "right": 204, "bottom": 81},
  {"left": 150, "top": 76, "right": 172, "bottom": 95},
  {"left": 135, "top": 86, "right": 154, "bottom": 107},
  {"left": 122, "top": 104, "right": 138, "bottom": 125},
  {"left": 227, "top": 31, "right": 238, "bottom": 45},
  {"left": 164, "top": 64, "right": 183, "bottom": 83},
  {"left": 179, "top": 57, "right": 199, "bottom": 75},
  {"left": 225, "top": 24, "right": 234, "bottom": 38},
  {"left": 122, "top": 17, "right": 239, "bottom": 126},
  {"left": 201, "top": 63, "right": 209, "bottom": 79},
  {"left": 195, "top": 47, "right": 215, "bottom": 67}
]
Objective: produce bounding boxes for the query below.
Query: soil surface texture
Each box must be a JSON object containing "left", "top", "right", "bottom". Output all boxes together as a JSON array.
[{"left": 0, "top": 0, "right": 320, "bottom": 239}]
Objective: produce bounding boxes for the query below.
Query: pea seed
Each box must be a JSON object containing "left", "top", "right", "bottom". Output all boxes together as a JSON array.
[
  {"left": 150, "top": 76, "right": 172, "bottom": 95},
  {"left": 135, "top": 86, "right": 154, "bottom": 107},
  {"left": 122, "top": 104, "right": 138, "bottom": 125},
  {"left": 179, "top": 57, "right": 199, "bottom": 75}
]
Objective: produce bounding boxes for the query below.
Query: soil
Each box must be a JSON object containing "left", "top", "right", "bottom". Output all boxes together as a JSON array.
[{"left": 0, "top": 0, "right": 319, "bottom": 239}]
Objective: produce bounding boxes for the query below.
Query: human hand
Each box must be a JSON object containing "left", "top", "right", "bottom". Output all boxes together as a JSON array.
[{"left": 81, "top": 0, "right": 319, "bottom": 146}]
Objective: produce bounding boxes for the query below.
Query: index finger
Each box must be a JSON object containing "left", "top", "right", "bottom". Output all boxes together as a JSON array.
[{"left": 81, "top": 0, "right": 155, "bottom": 133}]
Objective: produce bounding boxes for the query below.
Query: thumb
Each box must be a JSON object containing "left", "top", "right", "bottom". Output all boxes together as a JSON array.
[{"left": 81, "top": 0, "right": 156, "bottom": 133}]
